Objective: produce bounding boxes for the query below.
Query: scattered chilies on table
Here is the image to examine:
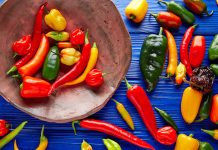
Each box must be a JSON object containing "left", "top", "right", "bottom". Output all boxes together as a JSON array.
[
  {"left": 180, "top": 25, "right": 198, "bottom": 77},
  {"left": 36, "top": 126, "right": 48, "bottom": 150},
  {"left": 112, "top": 99, "right": 134, "bottom": 130},
  {"left": 85, "top": 69, "right": 104, "bottom": 88},
  {"left": 156, "top": 126, "right": 177, "bottom": 145},
  {"left": 201, "top": 129, "right": 218, "bottom": 140},
  {"left": 175, "top": 63, "right": 186, "bottom": 85},
  {"left": 125, "top": 0, "right": 148, "bottom": 23},
  {"left": 20, "top": 76, "right": 51, "bottom": 98},
  {"left": 0, "top": 120, "right": 9, "bottom": 137},
  {"left": 103, "top": 139, "right": 122, "bottom": 150},
  {"left": 72, "top": 119, "right": 155, "bottom": 150},
  {"left": 46, "top": 31, "right": 69, "bottom": 41},
  {"left": 12, "top": 35, "right": 32, "bottom": 56},
  {"left": 150, "top": 12, "right": 182, "bottom": 30},
  {"left": 164, "top": 29, "right": 178, "bottom": 77},
  {"left": 189, "top": 36, "right": 206, "bottom": 68},
  {"left": 210, "top": 94, "right": 218, "bottom": 124},
  {"left": 7, "top": 3, "right": 47, "bottom": 75},
  {"left": 183, "top": 0, "right": 214, "bottom": 16},
  {"left": 124, "top": 78, "right": 157, "bottom": 139},
  {"left": 81, "top": 140, "right": 93, "bottom": 150},
  {"left": 0, "top": 121, "right": 27, "bottom": 149},
  {"left": 49, "top": 32, "right": 91, "bottom": 94},
  {"left": 174, "top": 134, "right": 199, "bottom": 150}
]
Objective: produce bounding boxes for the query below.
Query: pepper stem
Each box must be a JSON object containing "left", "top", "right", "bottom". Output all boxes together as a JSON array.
[
  {"left": 194, "top": 117, "right": 204, "bottom": 123},
  {"left": 19, "top": 83, "right": 23, "bottom": 89},
  {"left": 192, "top": 24, "right": 198, "bottom": 29},
  {"left": 159, "top": 27, "right": 163, "bottom": 35},
  {"left": 150, "top": 13, "right": 158, "bottom": 19},
  {"left": 189, "top": 134, "right": 194, "bottom": 137},
  {"left": 124, "top": 77, "right": 132, "bottom": 90},
  {"left": 201, "top": 129, "right": 214, "bottom": 137},
  {"left": 92, "top": 42, "right": 97, "bottom": 48},
  {"left": 13, "top": 53, "right": 18, "bottom": 58},
  {"left": 205, "top": 10, "right": 214, "bottom": 16},
  {"left": 85, "top": 31, "right": 89, "bottom": 44},
  {"left": 112, "top": 98, "right": 120, "bottom": 105},
  {"left": 158, "top": 0, "right": 168, "bottom": 6},
  {"left": 7, "top": 66, "right": 17, "bottom": 75},
  {"left": 72, "top": 121, "right": 80, "bottom": 135},
  {"left": 12, "top": 74, "right": 21, "bottom": 79},
  {"left": 40, "top": 125, "right": 47, "bottom": 142},
  {"left": 129, "top": 14, "right": 136, "bottom": 20}
]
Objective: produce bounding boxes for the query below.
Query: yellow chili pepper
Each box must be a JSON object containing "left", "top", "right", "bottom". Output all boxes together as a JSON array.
[
  {"left": 201, "top": 129, "right": 218, "bottom": 140},
  {"left": 175, "top": 134, "right": 199, "bottom": 150},
  {"left": 181, "top": 87, "right": 203, "bottom": 124},
  {"left": 164, "top": 29, "right": 178, "bottom": 77},
  {"left": 65, "top": 43, "right": 98, "bottom": 85},
  {"left": 175, "top": 63, "right": 186, "bottom": 85},
  {"left": 60, "top": 48, "right": 81, "bottom": 66},
  {"left": 44, "top": 9, "right": 67, "bottom": 31},
  {"left": 112, "top": 99, "right": 135, "bottom": 130},
  {"left": 14, "top": 140, "right": 19, "bottom": 150},
  {"left": 46, "top": 31, "right": 69, "bottom": 41},
  {"left": 125, "top": 0, "right": 148, "bottom": 23},
  {"left": 81, "top": 140, "right": 93, "bottom": 150},
  {"left": 36, "top": 126, "right": 48, "bottom": 150}
]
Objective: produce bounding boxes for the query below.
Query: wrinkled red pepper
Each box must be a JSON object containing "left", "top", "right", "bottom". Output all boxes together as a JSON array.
[
  {"left": 85, "top": 69, "right": 104, "bottom": 88},
  {"left": 12, "top": 35, "right": 32, "bottom": 56},
  {"left": 0, "top": 120, "right": 9, "bottom": 137},
  {"left": 7, "top": 2, "right": 47, "bottom": 75},
  {"left": 20, "top": 76, "right": 51, "bottom": 98},
  {"left": 70, "top": 29, "right": 85, "bottom": 45},
  {"left": 156, "top": 126, "right": 177, "bottom": 145}
]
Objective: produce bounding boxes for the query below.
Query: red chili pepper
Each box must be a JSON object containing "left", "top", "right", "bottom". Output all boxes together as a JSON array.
[
  {"left": 70, "top": 29, "right": 85, "bottom": 45},
  {"left": 20, "top": 76, "right": 51, "bottom": 98},
  {"left": 180, "top": 24, "right": 197, "bottom": 77},
  {"left": 85, "top": 69, "right": 104, "bottom": 88},
  {"left": 12, "top": 35, "right": 32, "bottom": 56},
  {"left": 72, "top": 119, "right": 155, "bottom": 150},
  {"left": 49, "top": 32, "right": 91, "bottom": 94},
  {"left": 124, "top": 78, "right": 158, "bottom": 139},
  {"left": 18, "top": 34, "right": 50, "bottom": 78},
  {"left": 156, "top": 126, "right": 177, "bottom": 145},
  {"left": 0, "top": 120, "right": 9, "bottom": 137},
  {"left": 210, "top": 94, "right": 218, "bottom": 124},
  {"left": 7, "top": 3, "right": 47, "bottom": 75},
  {"left": 189, "top": 36, "right": 206, "bottom": 68}
]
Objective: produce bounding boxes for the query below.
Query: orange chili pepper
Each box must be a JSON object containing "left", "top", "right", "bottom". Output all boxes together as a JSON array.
[
  {"left": 175, "top": 63, "right": 186, "bottom": 85},
  {"left": 210, "top": 94, "right": 218, "bottom": 124},
  {"left": 164, "top": 29, "right": 178, "bottom": 77},
  {"left": 36, "top": 126, "right": 48, "bottom": 150},
  {"left": 14, "top": 140, "right": 19, "bottom": 150},
  {"left": 57, "top": 42, "right": 77, "bottom": 49}
]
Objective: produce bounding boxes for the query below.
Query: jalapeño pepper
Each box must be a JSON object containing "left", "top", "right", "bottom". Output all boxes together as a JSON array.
[
  {"left": 209, "top": 34, "right": 218, "bottom": 61},
  {"left": 140, "top": 27, "right": 167, "bottom": 92}
]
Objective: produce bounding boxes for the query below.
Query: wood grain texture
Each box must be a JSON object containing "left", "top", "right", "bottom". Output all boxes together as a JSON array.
[{"left": 0, "top": 0, "right": 218, "bottom": 150}]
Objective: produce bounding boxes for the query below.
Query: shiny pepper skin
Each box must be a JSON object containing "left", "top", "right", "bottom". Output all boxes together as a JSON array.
[
  {"left": 12, "top": 35, "right": 32, "bottom": 56},
  {"left": 103, "top": 139, "right": 122, "bottom": 150},
  {"left": 85, "top": 69, "right": 104, "bottom": 88},
  {"left": 175, "top": 63, "right": 186, "bottom": 85},
  {"left": 210, "top": 94, "right": 218, "bottom": 124},
  {"left": 70, "top": 29, "right": 85, "bottom": 45},
  {"left": 44, "top": 9, "right": 67, "bottom": 31},
  {"left": 81, "top": 140, "right": 93, "bottom": 150},
  {"left": 60, "top": 48, "right": 81, "bottom": 66},
  {"left": 175, "top": 134, "right": 199, "bottom": 150},
  {"left": 0, "top": 120, "right": 9, "bottom": 137},
  {"left": 156, "top": 126, "right": 177, "bottom": 145}
]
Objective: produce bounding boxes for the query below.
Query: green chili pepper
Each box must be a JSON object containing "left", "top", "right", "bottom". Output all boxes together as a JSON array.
[
  {"left": 155, "top": 107, "right": 178, "bottom": 132},
  {"left": 46, "top": 31, "right": 69, "bottom": 41},
  {"left": 140, "top": 27, "right": 167, "bottom": 92},
  {"left": 81, "top": 140, "right": 93, "bottom": 150},
  {"left": 209, "top": 34, "right": 218, "bottom": 61},
  {"left": 0, "top": 121, "right": 27, "bottom": 149},
  {"left": 42, "top": 46, "right": 60, "bottom": 81},
  {"left": 210, "top": 64, "right": 218, "bottom": 77},
  {"left": 199, "top": 142, "right": 214, "bottom": 150},
  {"left": 158, "top": 0, "right": 195, "bottom": 25},
  {"left": 195, "top": 93, "right": 212, "bottom": 122},
  {"left": 103, "top": 139, "right": 122, "bottom": 150}
]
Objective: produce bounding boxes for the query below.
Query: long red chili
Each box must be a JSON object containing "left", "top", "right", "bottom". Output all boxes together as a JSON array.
[
  {"left": 124, "top": 78, "right": 158, "bottom": 139},
  {"left": 49, "top": 32, "right": 91, "bottom": 94},
  {"left": 72, "top": 119, "right": 155, "bottom": 150},
  {"left": 7, "top": 2, "right": 47, "bottom": 75},
  {"left": 180, "top": 24, "right": 197, "bottom": 77}
]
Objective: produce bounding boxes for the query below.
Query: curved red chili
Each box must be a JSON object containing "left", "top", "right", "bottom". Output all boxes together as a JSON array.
[
  {"left": 85, "top": 69, "right": 104, "bottom": 88},
  {"left": 156, "top": 126, "right": 177, "bottom": 145},
  {"left": 180, "top": 24, "right": 197, "bottom": 77}
]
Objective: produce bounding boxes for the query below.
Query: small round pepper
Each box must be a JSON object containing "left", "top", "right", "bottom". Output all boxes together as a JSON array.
[
  {"left": 0, "top": 120, "right": 9, "bottom": 137},
  {"left": 60, "top": 48, "right": 81, "bottom": 66},
  {"left": 85, "top": 69, "right": 104, "bottom": 88},
  {"left": 12, "top": 35, "right": 32, "bottom": 56},
  {"left": 70, "top": 29, "right": 85, "bottom": 45},
  {"left": 156, "top": 126, "right": 177, "bottom": 145}
]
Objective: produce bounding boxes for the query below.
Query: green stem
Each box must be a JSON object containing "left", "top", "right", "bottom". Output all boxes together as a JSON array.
[
  {"left": 129, "top": 14, "right": 136, "bottom": 20},
  {"left": 194, "top": 117, "right": 204, "bottom": 123},
  {"left": 201, "top": 129, "right": 214, "bottom": 137},
  {"left": 12, "top": 74, "right": 21, "bottom": 79},
  {"left": 150, "top": 13, "right": 158, "bottom": 19},
  {"left": 6, "top": 66, "right": 17, "bottom": 75},
  {"left": 19, "top": 83, "right": 23, "bottom": 89},
  {"left": 189, "top": 134, "right": 194, "bottom": 137},
  {"left": 205, "top": 10, "right": 214, "bottom": 16},
  {"left": 72, "top": 121, "right": 80, "bottom": 135},
  {"left": 112, "top": 98, "right": 120, "bottom": 105},
  {"left": 158, "top": 0, "right": 168, "bottom": 6},
  {"left": 85, "top": 31, "right": 89, "bottom": 44},
  {"left": 159, "top": 27, "right": 163, "bottom": 35},
  {"left": 192, "top": 24, "right": 198, "bottom": 29},
  {"left": 13, "top": 53, "right": 18, "bottom": 58},
  {"left": 92, "top": 42, "right": 97, "bottom": 48},
  {"left": 124, "top": 77, "right": 132, "bottom": 90},
  {"left": 40, "top": 125, "right": 47, "bottom": 142}
]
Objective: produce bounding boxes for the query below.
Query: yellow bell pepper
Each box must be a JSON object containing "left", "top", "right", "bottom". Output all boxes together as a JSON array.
[
  {"left": 174, "top": 134, "right": 199, "bottom": 150},
  {"left": 60, "top": 48, "right": 81, "bottom": 66},
  {"left": 181, "top": 87, "right": 203, "bottom": 124},
  {"left": 14, "top": 140, "right": 19, "bottom": 150},
  {"left": 125, "top": 0, "right": 148, "bottom": 23},
  {"left": 36, "top": 126, "right": 48, "bottom": 150},
  {"left": 65, "top": 42, "right": 98, "bottom": 85},
  {"left": 44, "top": 9, "right": 67, "bottom": 31}
]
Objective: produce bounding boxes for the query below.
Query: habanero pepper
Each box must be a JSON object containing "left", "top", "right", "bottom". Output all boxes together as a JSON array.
[
  {"left": 46, "top": 31, "right": 69, "bottom": 41},
  {"left": 140, "top": 27, "right": 167, "bottom": 92},
  {"left": 60, "top": 48, "right": 81, "bottom": 66},
  {"left": 189, "top": 36, "right": 206, "bottom": 68},
  {"left": 20, "top": 76, "right": 51, "bottom": 98},
  {"left": 210, "top": 94, "right": 218, "bottom": 124},
  {"left": 158, "top": 0, "right": 195, "bottom": 25},
  {"left": 180, "top": 25, "right": 197, "bottom": 77},
  {"left": 174, "top": 134, "right": 199, "bottom": 150},
  {"left": 0, "top": 120, "right": 9, "bottom": 137},
  {"left": 7, "top": 3, "right": 47, "bottom": 75},
  {"left": 201, "top": 129, "right": 218, "bottom": 140},
  {"left": 49, "top": 32, "right": 91, "bottom": 95},
  {"left": 208, "top": 34, "right": 218, "bottom": 61},
  {"left": 175, "top": 63, "right": 186, "bottom": 85},
  {"left": 85, "top": 69, "right": 104, "bottom": 88},
  {"left": 210, "top": 64, "right": 218, "bottom": 77},
  {"left": 36, "top": 126, "right": 48, "bottom": 150},
  {"left": 70, "top": 29, "right": 85, "bottom": 45},
  {"left": 81, "top": 140, "right": 93, "bottom": 150},
  {"left": 18, "top": 34, "right": 50, "bottom": 78},
  {"left": 156, "top": 126, "right": 177, "bottom": 145},
  {"left": 184, "top": 0, "right": 214, "bottom": 16},
  {"left": 72, "top": 119, "right": 155, "bottom": 150},
  {"left": 12, "top": 35, "right": 32, "bottom": 56},
  {"left": 124, "top": 78, "right": 157, "bottom": 140},
  {"left": 103, "top": 139, "right": 122, "bottom": 150},
  {"left": 150, "top": 12, "right": 182, "bottom": 30},
  {"left": 199, "top": 142, "right": 214, "bottom": 150}
]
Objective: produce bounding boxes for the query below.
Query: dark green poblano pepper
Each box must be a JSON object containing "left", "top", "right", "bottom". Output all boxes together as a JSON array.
[
  {"left": 140, "top": 27, "right": 167, "bottom": 92},
  {"left": 209, "top": 34, "right": 218, "bottom": 61},
  {"left": 199, "top": 142, "right": 214, "bottom": 150}
]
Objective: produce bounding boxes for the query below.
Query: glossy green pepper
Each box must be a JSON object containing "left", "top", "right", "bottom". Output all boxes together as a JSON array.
[
  {"left": 199, "top": 142, "right": 214, "bottom": 150},
  {"left": 140, "top": 27, "right": 167, "bottom": 92},
  {"left": 158, "top": 0, "right": 195, "bottom": 25},
  {"left": 42, "top": 46, "right": 60, "bottom": 81},
  {"left": 209, "top": 34, "right": 218, "bottom": 61},
  {"left": 103, "top": 139, "right": 122, "bottom": 150},
  {"left": 210, "top": 64, "right": 218, "bottom": 76}
]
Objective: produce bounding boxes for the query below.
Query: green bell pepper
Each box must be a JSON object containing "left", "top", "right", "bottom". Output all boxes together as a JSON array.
[
  {"left": 209, "top": 34, "right": 218, "bottom": 61},
  {"left": 103, "top": 139, "right": 122, "bottom": 150},
  {"left": 199, "top": 142, "right": 214, "bottom": 150},
  {"left": 140, "top": 27, "right": 167, "bottom": 92},
  {"left": 42, "top": 46, "right": 60, "bottom": 81}
]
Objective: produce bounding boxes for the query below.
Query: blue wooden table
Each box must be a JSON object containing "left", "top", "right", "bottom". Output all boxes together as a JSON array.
[{"left": 1, "top": 0, "right": 218, "bottom": 149}]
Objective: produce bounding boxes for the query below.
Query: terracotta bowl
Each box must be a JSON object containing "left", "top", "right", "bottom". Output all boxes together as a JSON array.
[{"left": 0, "top": 0, "right": 131, "bottom": 123}]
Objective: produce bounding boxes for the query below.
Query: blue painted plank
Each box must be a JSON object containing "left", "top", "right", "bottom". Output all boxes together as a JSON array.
[{"left": 1, "top": 0, "right": 218, "bottom": 150}]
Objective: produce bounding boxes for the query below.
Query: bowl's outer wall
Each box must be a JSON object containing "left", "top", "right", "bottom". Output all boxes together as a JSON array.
[{"left": 0, "top": 0, "right": 131, "bottom": 122}]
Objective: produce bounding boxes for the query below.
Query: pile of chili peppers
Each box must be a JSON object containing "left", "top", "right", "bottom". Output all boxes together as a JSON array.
[{"left": 7, "top": 3, "right": 104, "bottom": 98}]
